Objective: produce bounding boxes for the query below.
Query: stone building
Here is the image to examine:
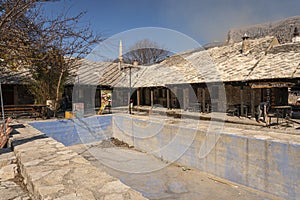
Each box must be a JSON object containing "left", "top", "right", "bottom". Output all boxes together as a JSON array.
[
  {"left": 0, "top": 68, "right": 33, "bottom": 105},
  {"left": 108, "top": 35, "right": 300, "bottom": 117},
  {"left": 2, "top": 25, "right": 300, "bottom": 120},
  {"left": 69, "top": 32, "right": 300, "bottom": 118}
]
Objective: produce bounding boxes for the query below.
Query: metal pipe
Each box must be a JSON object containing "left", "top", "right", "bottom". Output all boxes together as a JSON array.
[
  {"left": 0, "top": 81, "right": 6, "bottom": 135},
  {"left": 0, "top": 58, "right": 6, "bottom": 136},
  {"left": 129, "top": 66, "right": 132, "bottom": 114}
]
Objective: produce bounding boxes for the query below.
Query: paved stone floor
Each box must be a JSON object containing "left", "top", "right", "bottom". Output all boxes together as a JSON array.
[
  {"left": 0, "top": 180, "right": 31, "bottom": 200},
  {"left": 69, "top": 141, "right": 282, "bottom": 200},
  {"left": 0, "top": 149, "right": 31, "bottom": 200}
]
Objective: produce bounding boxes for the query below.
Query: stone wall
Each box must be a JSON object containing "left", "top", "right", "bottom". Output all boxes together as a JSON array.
[
  {"left": 22, "top": 114, "right": 300, "bottom": 199},
  {"left": 112, "top": 115, "right": 300, "bottom": 200}
]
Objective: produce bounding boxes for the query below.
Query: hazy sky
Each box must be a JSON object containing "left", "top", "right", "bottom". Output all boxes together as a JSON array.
[{"left": 43, "top": 0, "right": 300, "bottom": 45}]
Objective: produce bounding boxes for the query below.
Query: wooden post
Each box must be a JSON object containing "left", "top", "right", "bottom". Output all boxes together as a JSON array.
[
  {"left": 173, "top": 87, "right": 177, "bottom": 108},
  {"left": 137, "top": 88, "right": 141, "bottom": 107},
  {"left": 240, "top": 87, "right": 244, "bottom": 116},
  {"left": 13, "top": 85, "right": 18, "bottom": 105},
  {"left": 202, "top": 88, "right": 206, "bottom": 112},
  {"left": 197, "top": 88, "right": 201, "bottom": 102},
  {"left": 150, "top": 89, "right": 154, "bottom": 107},
  {"left": 183, "top": 88, "right": 189, "bottom": 110},
  {"left": 251, "top": 89, "right": 255, "bottom": 118},
  {"left": 167, "top": 89, "right": 170, "bottom": 109}
]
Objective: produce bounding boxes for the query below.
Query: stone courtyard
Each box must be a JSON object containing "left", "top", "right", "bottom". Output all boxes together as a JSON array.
[{"left": 1, "top": 112, "right": 299, "bottom": 199}]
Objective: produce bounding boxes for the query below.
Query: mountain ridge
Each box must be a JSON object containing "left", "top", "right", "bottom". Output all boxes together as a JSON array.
[{"left": 226, "top": 16, "right": 300, "bottom": 44}]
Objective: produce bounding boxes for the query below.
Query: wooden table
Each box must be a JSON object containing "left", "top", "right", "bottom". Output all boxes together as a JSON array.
[{"left": 272, "top": 105, "right": 292, "bottom": 125}]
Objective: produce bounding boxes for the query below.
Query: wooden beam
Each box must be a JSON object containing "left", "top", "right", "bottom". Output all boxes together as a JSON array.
[{"left": 250, "top": 82, "right": 294, "bottom": 89}]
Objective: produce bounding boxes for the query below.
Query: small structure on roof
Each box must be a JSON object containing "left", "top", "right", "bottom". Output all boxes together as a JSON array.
[
  {"left": 241, "top": 33, "right": 250, "bottom": 54},
  {"left": 292, "top": 27, "right": 300, "bottom": 43}
]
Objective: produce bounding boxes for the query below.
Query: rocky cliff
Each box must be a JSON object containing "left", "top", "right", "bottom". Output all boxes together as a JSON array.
[{"left": 226, "top": 16, "right": 300, "bottom": 44}]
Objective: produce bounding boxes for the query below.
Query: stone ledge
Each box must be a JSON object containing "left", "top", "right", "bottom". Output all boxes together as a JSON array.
[
  {"left": 0, "top": 163, "right": 18, "bottom": 181},
  {"left": 11, "top": 124, "right": 147, "bottom": 200},
  {"left": 0, "top": 149, "right": 16, "bottom": 168}
]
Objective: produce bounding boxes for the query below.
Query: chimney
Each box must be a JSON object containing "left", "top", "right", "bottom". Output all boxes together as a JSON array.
[
  {"left": 118, "top": 40, "right": 123, "bottom": 71},
  {"left": 241, "top": 33, "right": 250, "bottom": 54},
  {"left": 292, "top": 27, "right": 300, "bottom": 43},
  {"left": 133, "top": 59, "right": 138, "bottom": 67},
  {"left": 119, "top": 40, "right": 123, "bottom": 63}
]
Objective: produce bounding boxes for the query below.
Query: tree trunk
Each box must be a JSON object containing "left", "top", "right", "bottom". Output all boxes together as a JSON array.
[{"left": 53, "top": 69, "right": 64, "bottom": 117}]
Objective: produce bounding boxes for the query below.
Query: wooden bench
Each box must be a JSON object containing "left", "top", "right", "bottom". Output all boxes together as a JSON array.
[{"left": 0, "top": 105, "right": 47, "bottom": 119}]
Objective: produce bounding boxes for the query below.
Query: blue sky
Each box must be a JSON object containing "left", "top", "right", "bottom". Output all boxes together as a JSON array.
[{"left": 42, "top": 0, "right": 300, "bottom": 59}]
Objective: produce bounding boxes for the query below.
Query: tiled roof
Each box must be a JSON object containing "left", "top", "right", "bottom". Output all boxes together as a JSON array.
[
  {"left": 70, "top": 36, "right": 300, "bottom": 87},
  {"left": 69, "top": 59, "right": 132, "bottom": 87},
  {"left": 247, "top": 43, "right": 300, "bottom": 80},
  {"left": 0, "top": 67, "right": 31, "bottom": 84},
  {"left": 206, "top": 36, "right": 274, "bottom": 82}
]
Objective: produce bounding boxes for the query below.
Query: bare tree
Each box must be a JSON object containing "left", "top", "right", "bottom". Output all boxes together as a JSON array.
[
  {"left": 27, "top": 7, "right": 103, "bottom": 116},
  {"left": 0, "top": 0, "right": 36, "bottom": 30},
  {"left": 0, "top": 0, "right": 59, "bottom": 70},
  {"left": 123, "top": 39, "right": 171, "bottom": 65},
  {"left": 0, "top": 0, "right": 36, "bottom": 69},
  {"left": 0, "top": 0, "right": 102, "bottom": 116}
]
